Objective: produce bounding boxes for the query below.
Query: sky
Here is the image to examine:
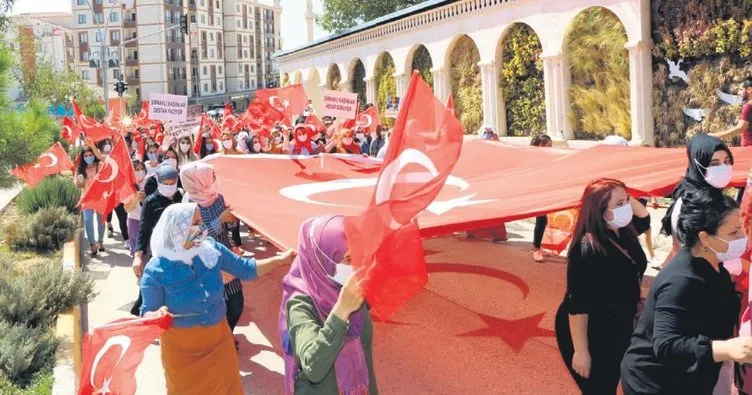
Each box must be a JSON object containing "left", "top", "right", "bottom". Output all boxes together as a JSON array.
[{"left": 10, "top": 0, "right": 331, "bottom": 50}]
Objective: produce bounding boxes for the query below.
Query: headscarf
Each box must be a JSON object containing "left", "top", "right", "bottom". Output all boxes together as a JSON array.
[
  {"left": 279, "top": 216, "right": 368, "bottom": 395},
  {"left": 179, "top": 162, "right": 219, "bottom": 207},
  {"left": 662, "top": 134, "right": 734, "bottom": 235},
  {"left": 149, "top": 203, "right": 220, "bottom": 268},
  {"left": 337, "top": 128, "right": 361, "bottom": 154},
  {"left": 292, "top": 124, "right": 315, "bottom": 155},
  {"left": 236, "top": 131, "right": 250, "bottom": 153}
]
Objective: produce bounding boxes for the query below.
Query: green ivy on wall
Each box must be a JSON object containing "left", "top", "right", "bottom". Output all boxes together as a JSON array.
[
  {"left": 374, "top": 53, "right": 397, "bottom": 126},
  {"left": 449, "top": 35, "right": 482, "bottom": 134},
  {"left": 500, "top": 24, "right": 545, "bottom": 136},
  {"left": 327, "top": 66, "right": 341, "bottom": 90},
  {"left": 411, "top": 45, "right": 434, "bottom": 88},
  {"left": 351, "top": 60, "right": 367, "bottom": 109},
  {"left": 566, "top": 7, "right": 631, "bottom": 139}
]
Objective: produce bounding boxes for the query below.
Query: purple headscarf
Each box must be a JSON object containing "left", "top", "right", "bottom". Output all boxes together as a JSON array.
[{"left": 278, "top": 215, "right": 368, "bottom": 395}]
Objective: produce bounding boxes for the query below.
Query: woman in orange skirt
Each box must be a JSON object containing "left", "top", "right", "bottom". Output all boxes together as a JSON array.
[{"left": 141, "top": 203, "right": 295, "bottom": 394}]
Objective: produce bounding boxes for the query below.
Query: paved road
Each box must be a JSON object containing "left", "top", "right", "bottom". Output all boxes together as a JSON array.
[{"left": 83, "top": 208, "right": 670, "bottom": 394}]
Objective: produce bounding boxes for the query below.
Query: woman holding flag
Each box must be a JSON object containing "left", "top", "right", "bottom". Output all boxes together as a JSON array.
[{"left": 140, "top": 203, "right": 295, "bottom": 395}]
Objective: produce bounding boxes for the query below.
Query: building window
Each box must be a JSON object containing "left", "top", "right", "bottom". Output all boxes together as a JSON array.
[
  {"left": 203, "top": 66, "right": 207, "bottom": 75},
  {"left": 243, "top": 35, "right": 247, "bottom": 43},
  {"left": 111, "top": 30, "right": 120, "bottom": 42},
  {"left": 200, "top": 14, "right": 205, "bottom": 24},
  {"left": 81, "top": 51, "right": 89, "bottom": 61},
  {"left": 250, "top": 65, "right": 254, "bottom": 73},
  {"left": 78, "top": 14, "right": 87, "bottom": 24},
  {"left": 82, "top": 70, "right": 90, "bottom": 79},
  {"left": 239, "top": 81, "right": 243, "bottom": 89},
  {"left": 238, "top": 64, "right": 242, "bottom": 72},
  {"left": 110, "top": 11, "right": 119, "bottom": 22},
  {"left": 113, "top": 69, "right": 119, "bottom": 78},
  {"left": 94, "top": 13, "right": 103, "bottom": 24},
  {"left": 243, "top": 49, "right": 248, "bottom": 58},
  {"left": 236, "top": 20, "right": 240, "bottom": 28},
  {"left": 216, "top": 16, "right": 220, "bottom": 26},
  {"left": 218, "top": 66, "right": 222, "bottom": 74},
  {"left": 219, "top": 81, "right": 223, "bottom": 91},
  {"left": 209, "top": 49, "right": 214, "bottom": 58},
  {"left": 209, "top": 32, "right": 213, "bottom": 41},
  {"left": 95, "top": 32, "right": 102, "bottom": 42},
  {"left": 200, "top": 0, "right": 204, "bottom": 5},
  {"left": 204, "top": 83, "right": 208, "bottom": 92},
  {"left": 77, "top": 0, "right": 86, "bottom": 4},
  {"left": 251, "top": 79, "right": 255, "bottom": 88},
  {"left": 79, "top": 32, "right": 88, "bottom": 42}
]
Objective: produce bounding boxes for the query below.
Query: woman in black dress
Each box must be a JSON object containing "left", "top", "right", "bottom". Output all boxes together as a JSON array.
[
  {"left": 620, "top": 190, "right": 752, "bottom": 394},
  {"left": 555, "top": 178, "right": 651, "bottom": 394}
]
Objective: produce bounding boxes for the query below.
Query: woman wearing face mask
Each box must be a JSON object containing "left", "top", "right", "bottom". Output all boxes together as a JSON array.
[
  {"left": 620, "top": 191, "right": 752, "bottom": 395},
  {"left": 235, "top": 131, "right": 250, "bottom": 154},
  {"left": 131, "top": 165, "right": 184, "bottom": 316},
  {"left": 199, "top": 133, "right": 219, "bottom": 159},
  {"left": 479, "top": 125, "right": 500, "bottom": 141},
  {"left": 177, "top": 136, "right": 197, "bottom": 165},
  {"left": 75, "top": 147, "right": 105, "bottom": 256},
  {"left": 356, "top": 127, "right": 371, "bottom": 155},
  {"left": 180, "top": 162, "right": 247, "bottom": 347},
  {"left": 248, "top": 136, "right": 264, "bottom": 154},
  {"left": 144, "top": 147, "right": 183, "bottom": 197},
  {"left": 659, "top": 134, "right": 734, "bottom": 270},
  {"left": 554, "top": 178, "right": 650, "bottom": 395},
  {"left": 145, "top": 143, "right": 162, "bottom": 176},
  {"left": 279, "top": 215, "right": 378, "bottom": 395},
  {"left": 336, "top": 129, "right": 361, "bottom": 155},
  {"left": 369, "top": 126, "right": 386, "bottom": 158},
  {"left": 123, "top": 160, "right": 148, "bottom": 256},
  {"left": 126, "top": 133, "right": 142, "bottom": 161},
  {"left": 287, "top": 124, "right": 317, "bottom": 156},
  {"left": 141, "top": 203, "right": 295, "bottom": 395},
  {"left": 219, "top": 131, "right": 242, "bottom": 155},
  {"left": 84, "top": 137, "right": 129, "bottom": 241},
  {"left": 268, "top": 128, "right": 288, "bottom": 154}
]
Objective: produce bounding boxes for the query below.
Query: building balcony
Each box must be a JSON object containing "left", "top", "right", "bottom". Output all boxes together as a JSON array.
[
  {"left": 127, "top": 75, "right": 140, "bottom": 85},
  {"left": 124, "top": 39, "right": 138, "bottom": 48},
  {"left": 124, "top": 18, "right": 136, "bottom": 28},
  {"left": 125, "top": 57, "right": 138, "bottom": 66}
]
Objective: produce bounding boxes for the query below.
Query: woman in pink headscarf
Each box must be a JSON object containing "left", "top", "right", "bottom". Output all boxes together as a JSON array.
[{"left": 279, "top": 215, "right": 378, "bottom": 394}]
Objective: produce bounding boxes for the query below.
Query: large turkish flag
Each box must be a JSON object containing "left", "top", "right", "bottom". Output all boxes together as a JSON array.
[
  {"left": 79, "top": 137, "right": 138, "bottom": 219},
  {"left": 11, "top": 142, "right": 74, "bottom": 188},
  {"left": 78, "top": 315, "right": 172, "bottom": 395},
  {"left": 254, "top": 84, "right": 308, "bottom": 119}
]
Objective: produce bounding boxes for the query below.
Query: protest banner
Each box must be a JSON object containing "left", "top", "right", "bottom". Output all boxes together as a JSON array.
[
  {"left": 384, "top": 95, "right": 401, "bottom": 118},
  {"left": 321, "top": 90, "right": 358, "bottom": 120},
  {"left": 169, "top": 104, "right": 203, "bottom": 137},
  {"left": 149, "top": 93, "right": 188, "bottom": 122}
]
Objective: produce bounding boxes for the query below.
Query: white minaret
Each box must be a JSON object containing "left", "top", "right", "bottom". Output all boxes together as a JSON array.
[{"left": 305, "top": 0, "right": 314, "bottom": 43}]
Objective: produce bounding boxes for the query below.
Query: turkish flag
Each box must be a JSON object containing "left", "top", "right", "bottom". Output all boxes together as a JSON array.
[
  {"left": 254, "top": 84, "right": 308, "bottom": 119},
  {"left": 78, "top": 315, "right": 173, "bottom": 395},
  {"left": 542, "top": 209, "right": 579, "bottom": 254},
  {"left": 72, "top": 100, "right": 118, "bottom": 142},
  {"left": 79, "top": 137, "right": 138, "bottom": 219},
  {"left": 305, "top": 114, "right": 327, "bottom": 133},
  {"left": 355, "top": 106, "right": 381, "bottom": 134},
  {"left": 222, "top": 103, "right": 238, "bottom": 131},
  {"left": 343, "top": 71, "right": 464, "bottom": 319},
  {"left": 60, "top": 116, "right": 83, "bottom": 143},
  {"left": 447, "top": 95, "right": 455, "bottom": 117},
  {"left": 11, "top": 142, "right": 74, "bottom": 188},
  {"left": 247, "top": 98, "right": 287, "bottom": 128},
  {"left": 193, "top": 114, "right": 222, "bottom": 155}
]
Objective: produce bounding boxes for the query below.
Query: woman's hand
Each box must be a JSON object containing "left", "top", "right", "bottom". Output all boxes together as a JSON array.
[
  {"left": 144, "top": 306, "right": 170, "bottom": 318},
  {"left": 721, "top": 337, "right": 752, "bottom": 364},
  {"left": 136, "top": 191, "right": 146, "bottom": 202},
  {"left": 132, "top": 254, "right": 144, "bottom": 278},
  {"left": 277, "top": 249, "right": 296, "bottom": 266},
  {"left": 332, "top": 272, "right": 364, "bottom": 322},
  {"left": 572, "top": 350, "right": 591, "bottom": 378},
  {"left": 219, "top": 207, "right": 235, "bottom": 223}
]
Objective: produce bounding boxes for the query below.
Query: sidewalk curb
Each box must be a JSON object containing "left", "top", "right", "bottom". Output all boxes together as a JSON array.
[{"left": 53, "top": 230, "right": 83, "bottom": 395}]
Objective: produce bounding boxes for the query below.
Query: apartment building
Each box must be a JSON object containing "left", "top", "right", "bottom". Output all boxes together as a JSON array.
[{"left": 71, "top": 0, "right": 281, "bottom": 110}]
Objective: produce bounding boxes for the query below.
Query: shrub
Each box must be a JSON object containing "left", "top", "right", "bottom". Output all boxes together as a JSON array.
[
  {"left": 3, "top": 207, "right": 78, "bottom": 252},
  {"left": 0, "top": 322, "right": 57, "bottom": 388},
  {"left": 16, "top": 177, "right": 80, "bottom": 215},
  {"left": 500, "top": 23, "right": 546, "bottom": 136},
  {"left": 0, "top": 258, "right": 95, "bottom": 328},
  {"left": 374, "top": 53, "right": 397, "bottom": 128},
  {"left": 0, "top": 370, "right": 53, "bottom": 395},
  {"left": 449, "top": 35, "right": 483, "bottom": 134}
]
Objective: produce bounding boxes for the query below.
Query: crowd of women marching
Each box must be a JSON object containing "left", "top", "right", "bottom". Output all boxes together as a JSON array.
[{"left": 70, "top": 79, "right": 752, "bottom": 394}]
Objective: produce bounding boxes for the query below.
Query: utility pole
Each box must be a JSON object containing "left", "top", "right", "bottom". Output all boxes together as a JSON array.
[{"left": 83, "top": 0, "right": 118, "bottom": 120}]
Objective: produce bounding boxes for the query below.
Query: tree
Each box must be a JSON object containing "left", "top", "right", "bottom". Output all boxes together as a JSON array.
[
  {"left": 501, "top": 24, "right": 546, "bottom": 136},
  {"left": 317, "top": 0, "right": 423, "bottom": 33},
  {"left": 374, "top": 54, "right": 396, "bottom": 127},
  {"left": 449, "top": 36, "right": 482, "bottom": 134},
  {"left": 352, "top": 60, "right": 366, "bottom": 108},
  {"left": 411, "top": 45, "right": 433, "bottom": 88}
]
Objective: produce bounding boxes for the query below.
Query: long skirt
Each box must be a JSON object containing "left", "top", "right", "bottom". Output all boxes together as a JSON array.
[{"left": 160, "top": 321, "right": 243, "bottom": 395}]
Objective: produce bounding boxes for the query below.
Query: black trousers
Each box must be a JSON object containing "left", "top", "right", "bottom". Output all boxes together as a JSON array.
[
  {"left": 555, "top": 304, "right": 633, "bottom": 395},
  {"left": 231, "top": 221, "right": 242, "bottom": 247},
  {"left": 107, "top": 204, "right": 130, "bottom": 240},
  {"left": 130, "top": 290, "right": 142, "bottom": 316},
  {"left": 533, "top": 215, "right": 548, "bottom": 249},
  {"left": 225, "top": 279, "right": 244, "bottom": 332}
]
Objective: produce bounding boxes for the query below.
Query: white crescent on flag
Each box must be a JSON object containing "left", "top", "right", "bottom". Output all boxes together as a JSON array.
[
  {"left": 96, "top": 156, "right": 120, "bottom": 184},
  {"left": 90, "top": 335, "right": 132, "bottom": 391},
  {"left": 40, "top": 152, "right": 58, "bottom": 167},
  {"left": 62, "top": 125, "right": 72, "bottom": 138},
  {"left": 269, "top": 96, "right": 286, "bottom": 112},
  {"left": 358, "top": 114, "right": 372, "bottom": 128}
]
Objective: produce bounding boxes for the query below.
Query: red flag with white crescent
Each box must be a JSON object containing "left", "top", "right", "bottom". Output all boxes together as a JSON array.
[
  {"left": 343, "top": 71, "right": 464, "bottom": 319},
  {"left": 304, "top": 114, "right": 327, "bottom": 133},
  {"left": 79, "top": 137, "right": 138, "bottom": 219},
  {"left": 11, "top": 142, "right": 74, "bottom": 188},
  {"left": 61, "top": 116, "right": 83, "bottom": 143},
  {"left": 253, "top": 84, "right": 308, "bottom": 119},
  {"left": 221, "top": 103, "right": 239, "bottom": 131},
  {"left": 355, "top": 106, "right": 381, "bottom": 134},
  {"left": 78, "top": 315, "right": 172, "bottom": 395},
  {"left": 446, "top": 95, "right": 455, "bottom": 117},
  {"left": 72, "top": 100, "right": 118, "bottom": 142}
]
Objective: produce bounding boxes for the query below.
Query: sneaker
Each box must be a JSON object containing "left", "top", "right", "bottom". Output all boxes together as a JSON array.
[
  {"left": 123, "top": 241, "right": 130, "bottom": 250},
  {"left": 532, "top": 249, "right": 545, "bottom": 262}
]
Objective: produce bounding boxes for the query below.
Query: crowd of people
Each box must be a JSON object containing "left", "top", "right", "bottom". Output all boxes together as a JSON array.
[{"left": 68, "top": 78, "right": 752, "bottom": 394}]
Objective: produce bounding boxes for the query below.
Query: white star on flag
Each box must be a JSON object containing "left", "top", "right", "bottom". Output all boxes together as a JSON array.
[
  {"left": 282, "top": 100, "right": 290, "bottom": 108},
  {"left": 94, "top": 377, "right": 113, "bottom": 394},
  {"left": 33, "top": 163, "right": 41, "bottom": 169}
]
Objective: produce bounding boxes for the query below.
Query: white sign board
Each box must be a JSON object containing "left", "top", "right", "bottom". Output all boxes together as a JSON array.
[
  {"left": 149, "top": 93, "right": 188, "bottom": 122},
  {"left": 321, "top": 90, "right": 359, "bottom": 120},
  {"left": 169, "top": 104, "right": 203, "bottom": 137}
]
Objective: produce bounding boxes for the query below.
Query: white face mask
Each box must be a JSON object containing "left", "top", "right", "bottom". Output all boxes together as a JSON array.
[
  {"left": 157, "top": 183, "right": 178, "bottom": 198},
  {"left": 275, "top": 137, "right": 282, "bottom": 144},
  {"left": 162, "top": 158, "right": 178, "bottom": 169},
  {"left": 131, "top": 142, "right": 139, "bottom": 151},
  {"left": 253, "top": 143, "right": 262, "bottom": 152},
  {"left": 696, "top": 160, "right": 733, "bottom": 189},
  {"left": 342, "top": 138, "right": 353, "bottom": 146},
  {"left": 135, "top": 170, "right": 146, "bottom": 180},
  {"left": 355, "top": 133, "right": 364, "bottom": 140},
  {"left": 180, "top": 142, "right": 191, "bottom": 153},
  {"left": 222, "top": 140, "right": 233, "bottom": 149},
  {"left": 709, "top": 235, "right": 748, "bottom": 262},
  {"left": 606, "top": 203, "right": 633, "bottom": 228},
  {"left": 103, "top": 144, "right": 112, "bottom": 153},
  {"left": 309, "top": 220, "right": 353, "bottom": 286},
  {"left": 296, "top": 134, "right": 307, "bottom": 143}
]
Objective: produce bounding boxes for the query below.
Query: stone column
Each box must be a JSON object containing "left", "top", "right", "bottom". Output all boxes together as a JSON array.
[
  {"left": 540, "top": 52, "right": 572, "bottom": 140},
  {"left": 364, "top": 77, "right": 376, "bottom": 105},
  {"left": 478, "top": 61, "right": 505, "bottom": 135},
  {"left": 431, "top": 67, "right": 448, "bottom": 103},
  {"left": 394, "top": 73, "right": 408, "bottom": 98},
  {"left": 626, "top": 40, "right": 654, "bottom": 146}
]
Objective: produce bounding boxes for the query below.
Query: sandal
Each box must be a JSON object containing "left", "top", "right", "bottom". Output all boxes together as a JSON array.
[
  {"left": 532, "top": 249, "right": 545, "bottom": 263},
  {"left": 98, "top": 242, "right": 105, "bottom": 252},
  {"left": 90, "top": 245, "right": 98, "bottom": 257},
  {"left": 107, "top": 226, "right": 114, "bottom": 237}
]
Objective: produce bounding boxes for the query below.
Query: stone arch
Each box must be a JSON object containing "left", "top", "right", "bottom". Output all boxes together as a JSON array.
[
  {"left": 305, "top": 68, "right": 322, "bottom": 114},
  {"left": 349, "top": 58, "right": 366, "bottom": 108},
  {"left": 496, "top": 22, "right": 546, "bottom": 137},
  {"left": 408, "top": 44, "right": 433, "bottom": 88},
  {"left": 447, "top": 34, "right": 482, "bottom": 134},
  {"left": 374, "top": 51, "right": 397, "bottom": 125},
  {"left": 326, "top": 64, "right": 342, "bottom": 90},
  {"left": 564, "top": 6, "right": 630, "bottom": 139},
  {"left": 292, "top": 70, "right": 303, "bottom": 84},
  {"left": 280, "top": 72, "right": 290, "bottom": 87}
]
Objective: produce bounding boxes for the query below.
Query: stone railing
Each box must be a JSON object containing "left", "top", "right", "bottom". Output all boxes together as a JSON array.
[
  {"left": 52, "top": 231, "right": 84, "bottom": 395},
  {"left": 280, "top": 0, "right": 516, "bottom": 62}
]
